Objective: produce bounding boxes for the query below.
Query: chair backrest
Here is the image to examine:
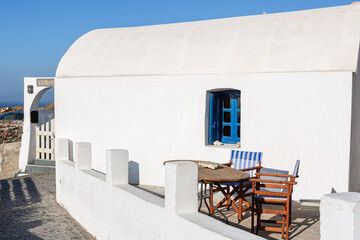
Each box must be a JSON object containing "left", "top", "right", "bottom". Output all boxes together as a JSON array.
[
  {"left": 230, "top": 150, "right": 263, "bottom": 177},
  {"left": 292, "top": 160, "right": 300, "bottom": 177},
  {"left": 259, "top": 160, "right": 300, "bottom": 193},
  {"left": 260, "top": 168, "right": 289, "bottom": 193}
]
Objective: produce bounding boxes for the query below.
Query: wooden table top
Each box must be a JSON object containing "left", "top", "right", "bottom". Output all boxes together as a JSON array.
[{"left": 163, "top": 160, "right": 250, "bottom": 183}]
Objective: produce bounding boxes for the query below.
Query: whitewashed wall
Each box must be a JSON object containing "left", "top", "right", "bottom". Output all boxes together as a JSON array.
[
  {"left": 55, "top": 139, "right": 262, "bottom": 240},
  {"left": 55, "top": 71, "right": 353, "bottom": 200},
  {"left": 320, "top": 192, "right": 360, "bottom": 240},
  {"left": 19, "top": 78, "right": 53, "bottom": 170}
]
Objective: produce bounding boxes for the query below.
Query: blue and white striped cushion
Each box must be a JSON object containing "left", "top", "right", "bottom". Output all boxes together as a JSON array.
[{"left": 231, "top": 150, "right": 263, "bottom": 177}]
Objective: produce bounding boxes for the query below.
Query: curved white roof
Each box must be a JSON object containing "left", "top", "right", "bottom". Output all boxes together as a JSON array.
[{"left": 56, "top": 4, "right": 360, "bottom": 77}]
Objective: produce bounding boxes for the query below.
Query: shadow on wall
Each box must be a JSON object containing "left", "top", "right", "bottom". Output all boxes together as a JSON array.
[
  {"left": 349, "top": 43, "right": 360, "bottom": 193},
  {"left": 69, "top": 139, "right": 74, "bottom": 161},
  {"left": 129, "top": 160, "right": 139, "bottom": 185}
]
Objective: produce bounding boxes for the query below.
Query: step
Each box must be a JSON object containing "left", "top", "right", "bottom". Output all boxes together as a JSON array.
[
  {"left": 25, "top": 164, "right": 55, "bottom": 173},
  {"left": 34, "top": 159, "right": 56, "bottom": 166}
]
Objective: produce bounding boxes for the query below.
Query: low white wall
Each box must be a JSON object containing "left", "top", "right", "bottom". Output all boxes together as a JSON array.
[
  {"left": 55, "top": 71, "right": 353, "bottom": 200},
  {"left": 56, "top": 138, "right": 261, "bottom": 240},
  {"left": 320, "top": 192, "right": 360, "bottom": 239}
]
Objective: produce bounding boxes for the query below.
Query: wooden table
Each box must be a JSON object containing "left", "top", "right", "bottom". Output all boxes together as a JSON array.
[{"left": 164, "top": 160, "right": 250, "bottom": 223}]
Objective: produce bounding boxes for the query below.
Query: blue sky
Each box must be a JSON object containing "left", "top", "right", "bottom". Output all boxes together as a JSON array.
[{"left": 0, "top": 0, "right": 356, "bottom": 107}]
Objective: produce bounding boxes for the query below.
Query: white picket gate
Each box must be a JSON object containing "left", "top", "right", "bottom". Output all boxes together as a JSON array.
[{"left": 35, "top": 119, "right": 55, "bottom": 160}]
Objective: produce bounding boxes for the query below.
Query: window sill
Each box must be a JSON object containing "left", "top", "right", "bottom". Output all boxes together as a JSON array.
[{"left": 206, "top": 144, "right": 240, "bottom": 149}]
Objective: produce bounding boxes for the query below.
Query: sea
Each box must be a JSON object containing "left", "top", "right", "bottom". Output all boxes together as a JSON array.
[
  {"left": 0, "top": 87, "right": 54, "bottom": 108},
  {"left": 0, "top": 89, "right": 54, "bottom": 108},
  {"left": 0, "top": 102, "right": 24, "bottom": 108},
  {"left": 0, "top": 101, "right": 53, "bottom": 109}
]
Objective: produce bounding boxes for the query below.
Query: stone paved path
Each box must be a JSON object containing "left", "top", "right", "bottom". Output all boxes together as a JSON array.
[{"left": 0, "top": 173, "right": 93, "bottom": 240}]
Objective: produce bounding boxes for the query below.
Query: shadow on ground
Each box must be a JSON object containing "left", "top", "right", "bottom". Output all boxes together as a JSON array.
[
  {"left": 200, "top": 200, "right": 320, "bottom": 240},
  {"left": 0, "top": 177, "right": 42, "bottom": 239},
  {"left": 0, "top": 173, "right": 93, "bottom": 240}
]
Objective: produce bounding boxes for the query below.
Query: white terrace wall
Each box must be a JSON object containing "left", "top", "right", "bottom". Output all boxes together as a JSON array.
[
  {"left": 55, "top": 138, "right": 262, "bottom": 240},
  {"left": 55, "top": 72, "right": 353, "bottom": 200},
  {"left": 320, "top": 192, "right": 360, "bottom": 240}
]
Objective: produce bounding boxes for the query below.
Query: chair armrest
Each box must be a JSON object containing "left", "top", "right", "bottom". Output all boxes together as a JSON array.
[
  {"left": 249, "top": 178, "right": 297, "bottom": 185},
  {"left": 255, "top": 173, "right": 294, "bottom": 178},
  {"left": 222, "top": 162, "right": 232, "bottom": 167},
  {"left": 240, "top": 166, "right": 263, "bottom": 172}
]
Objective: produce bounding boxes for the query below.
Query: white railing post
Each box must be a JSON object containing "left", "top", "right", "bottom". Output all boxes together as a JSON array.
[
  {"left": 74, "top": 142, "right": 92, "bottom": 169},
  {"left": 165, "top": 161, "right": 198, "bottom": 214},
  {"left": 106, "top": 149, "right": 129, "bottom": 185},
  {"left": 55, "top": 138, "right": 70, "bottom": 161},
  {"left": 35, "top": 124, "right": 40, "bottom": 159},
  {"left": 320, "top": 192, "right": 360, "bottom": 240},
  {"left": 50, "top": 119, "right": 55, "bottom": 160}
]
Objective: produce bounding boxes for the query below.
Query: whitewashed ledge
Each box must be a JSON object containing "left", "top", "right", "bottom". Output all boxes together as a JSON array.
[
  {"left": 55, "top": 138, "right": 264, "bottom": 240},
  {"left": 320, "top": 192, "right": 360, "bottom": 240}
]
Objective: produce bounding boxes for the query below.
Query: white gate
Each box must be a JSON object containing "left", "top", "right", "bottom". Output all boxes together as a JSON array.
[{"left": 35, "top": 119, "right": 55, "bottom": 160}]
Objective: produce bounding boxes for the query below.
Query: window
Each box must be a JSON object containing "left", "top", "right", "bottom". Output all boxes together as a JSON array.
[{"left": 209, "top": 90, "right": 240, "bottom": 144}]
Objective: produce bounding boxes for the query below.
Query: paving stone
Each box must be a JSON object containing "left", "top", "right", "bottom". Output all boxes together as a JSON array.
[{"left": 0, "top": 173, "right": 93, "bottom": 239}]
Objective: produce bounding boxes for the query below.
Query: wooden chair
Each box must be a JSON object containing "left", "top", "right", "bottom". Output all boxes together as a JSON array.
[
  {"left": 250, "top": 160, "right": 300, "bottom": 240},
  {"left": 210, "top": 150, "right": 263, "bottom": 221}
]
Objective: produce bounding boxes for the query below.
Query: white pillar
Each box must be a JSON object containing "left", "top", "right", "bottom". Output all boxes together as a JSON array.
[
  {"left": 74, "top": 142, "right": 92, "bottom": 169},
  {"left": 106, "top": 149, "right": 129, "bottom": 185},
  {"left": 165, "top": 161, "right": 198, "bottom": 214},
  {"left": 320, "top": 192, "right": 360, "bottom": 240},
  {"left": 19, "top": 77, "right": 53, "bottom": 171},
  {"left": 55, "top": 138, "right": 70, "bottom": 161}
]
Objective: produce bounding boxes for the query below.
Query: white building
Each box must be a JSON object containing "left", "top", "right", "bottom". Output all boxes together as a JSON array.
[{"left": 54, "top": 4, "right": 360, "bottom": 203}]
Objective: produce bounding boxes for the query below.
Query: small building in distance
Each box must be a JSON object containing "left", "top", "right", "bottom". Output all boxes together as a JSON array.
[{"left": 55, "top": 4, "right": 360, "bottom": 200}]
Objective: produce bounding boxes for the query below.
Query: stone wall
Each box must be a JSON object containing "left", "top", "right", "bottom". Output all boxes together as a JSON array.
[
  {"left": 0, "top": 121, "right": 23, "bottom": 179},
  {"left": 0, "top": 142, "right": 21, "bottom": 180},
  {"left": 0, "top": 120, "right": 23, "bottom": 144}
]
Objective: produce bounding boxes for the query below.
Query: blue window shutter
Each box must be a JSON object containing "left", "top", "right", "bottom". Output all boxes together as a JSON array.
[
  {"left": 209, "top": 92, "right": 222, "bottom": 144},
  {"left": 219, "top": 90, "right": 241, "bottom": 144}
]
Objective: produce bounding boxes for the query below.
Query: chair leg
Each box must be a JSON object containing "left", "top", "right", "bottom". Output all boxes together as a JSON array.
[
  {"left": 286, "top": 212, "right": 290, "bottom": 240},
  {"left": 239, "top": 182, "right": 244, "bottom": 221},
  {"left": 226, "top": 186, "right": 231, "bottom": 210},
  {"left": 238, "top": 191, "right": 243, "bottom": 222},
  {"left": 256, "top": 202, "right": 261, "bottom": 235},
  {"left": 281, "top": 205, "right": 285, "bottom": 239},
  {"left": 289, "top": 197, "right": 292, "bottom": 230},
  {"left": 286, "top": 202, "right": 290, "bottom": 240},
  {"left": 251, "top": 197, "right": 255, "bottom": 233}
]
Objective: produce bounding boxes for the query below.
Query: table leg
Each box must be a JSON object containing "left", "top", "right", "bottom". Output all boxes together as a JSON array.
[
  {"left": 198, "top": 181, "right": 203, "bottom": 212},
  {"left": 198, "top": 181, "right": 211, "bottom": 214},
  {"left": 205, "top": 183, "right": 228, "bottom": 224},
  {"left": 210, "top": 183, "right": 214, "bottom": 214},
  {"left": 203, "top": 183, "right": 210, "bottom": 213}
]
